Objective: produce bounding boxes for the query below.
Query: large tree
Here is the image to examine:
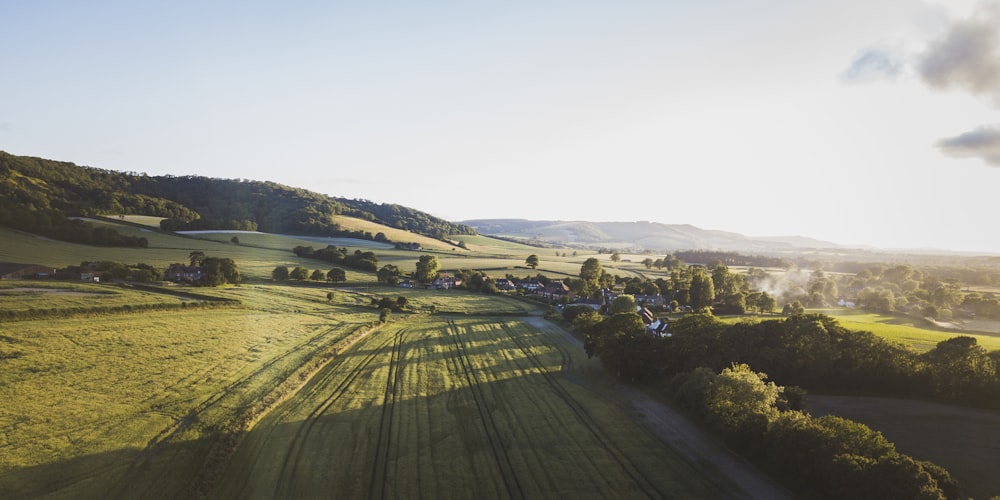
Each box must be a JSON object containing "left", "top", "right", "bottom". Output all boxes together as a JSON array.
[
  {"left": 580, "top": 257, "right": 603, "bottom": 294},
  {"left": 689, "top": 268, "right": 715, "bottom": 310},
  {"left": 525, "top": 254, "right": 539, "bottom": 269},
  {"left": 328, "top": 267, "right": 347, "bottom": 283},
  {"left": 415, "top": 255, "right": 440, "bottom": 284},
  {"left": 272, "top": 265, "right": 290, "bottom": 281}
]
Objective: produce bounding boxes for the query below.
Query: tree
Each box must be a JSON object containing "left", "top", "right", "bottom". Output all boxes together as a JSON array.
[
  {"left": 610, "top": 251, "right": 621, "bottom": 262},
  {"left": 230, "top": 236, "right": 240, "bottom": 245},
  {"left": 642, "top": 258, "right": 653, "bottom": 269},
  {"left": 415, "top": 255, "right": 440, "bottom": 284},
  {"left": 310, "top": 269, "right": 326, "bottom": 281},
  {"left": 610, "top": 294, "right": 638, "bottom": 315},
  {"left": 378, "top": 264, "right": 403, "bottom": 285},
  {"left": 272, "top": 265, "right": 290, "bottom": 281},
  {"left": 189, "top": 251, "right": 206, "bottom": 267},
  {"left": 328, "top": 267, "right": 346, "bottom": 283},
  {"left": 525, "top": 254, "right": 539, "bottom": 269},
  {"left": 200, "top": 257, "right": 240, "bottom": 286},
  {"left": 290, "top": 266, "right": 310, "bottom": 280},
  {"left": 580, "top": 257, "right": 603, "bottom": 294},
  {"left": 689, "top": 268, "right": 715, "bottom": 310}
]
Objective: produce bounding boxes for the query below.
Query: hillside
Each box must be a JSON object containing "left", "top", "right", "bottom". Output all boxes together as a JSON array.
[
  {"left": 462, "top": 219, "right": 840, "bottom": 252},
  {"left": 0, "top": 151, "right": 474, "bottom": 246}
]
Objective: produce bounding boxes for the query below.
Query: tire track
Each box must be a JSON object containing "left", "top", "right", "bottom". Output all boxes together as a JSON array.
[
  {"left": 272, "top": 331, "right": 398, "bottom": 499},
  {"left": 368, "top": 328, "right": 408, "bottom": 500},
  {"left": 446, "top": 320, "right": 526, "bottom": 500},
  {"left": 109, "top": 321, "right": 350, "bottom": 497},
  {"left": 498, "top": 320, "right": 661, "bottom": 498}
]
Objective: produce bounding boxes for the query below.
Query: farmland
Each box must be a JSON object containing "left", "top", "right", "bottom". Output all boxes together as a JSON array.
[{"left": 0, "top": 282, "right": 775, "bottom": 498}]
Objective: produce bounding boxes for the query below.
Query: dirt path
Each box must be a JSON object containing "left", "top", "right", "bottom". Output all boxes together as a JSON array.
[{"left": 524, "top": 316, "right": 791, "bottom": 500}]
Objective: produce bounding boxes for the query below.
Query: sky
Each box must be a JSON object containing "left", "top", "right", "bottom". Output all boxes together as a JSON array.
[{"left": 2, "top": 1, "right": 999, "bottom": 253}]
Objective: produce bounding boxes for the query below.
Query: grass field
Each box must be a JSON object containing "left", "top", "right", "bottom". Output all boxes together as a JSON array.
[
  {"left": 0, "top": 286, "right": 383, "bottom": 498},
  {"left": 214, "top": 315, "right": 725, "bottom": 499},
  {"left": 0, "top": 284, "right": 734, "bottom": 498},
  {"left": 811, "top": 308, "right": 1000, "bottom": 353}
]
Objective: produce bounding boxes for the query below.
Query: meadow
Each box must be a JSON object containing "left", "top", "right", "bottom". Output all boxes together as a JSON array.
[
  {"left": 812, "top": 308, "right": 1000, "bottom": 352},
  {"left": 0, "top": 283, "right": 747, "bottom": 498},
  {"left": 214, "top": 316, "right": 726, "bottom": 499}
]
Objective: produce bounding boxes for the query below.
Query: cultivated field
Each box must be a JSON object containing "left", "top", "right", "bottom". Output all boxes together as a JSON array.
[
  {"left": 214, "top": 316, "right": 726, "bottom": 499},
  {"left": 0, "top": 287, "right": 378, "bottom": 498},
  {"left": 0, "top": 284, "right": 767, "bottom": 498}
]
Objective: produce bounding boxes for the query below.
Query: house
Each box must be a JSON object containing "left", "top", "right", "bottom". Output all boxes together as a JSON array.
[
  {"left": 647, "top": 318, "right": 671, "bottom": 337},
  {"left": 166, "top": 264, "right": 203, "bottom": 283},
  {"left": 638, "top": 307, "right": 656, "bottom": 325},
  {"left": 540, "top": 281, "right": 571, "bottom": 300},
  {"left": 430, "top": 274, "right": 462, "bottom": 290},
  {"left": 633, "top": 294, "right": 667, "bottom": 308},
  {"left": 80, "top": 271, "right": 102, "bottom": 283},
  {"left": 578, "top": 297, "right": 605, "bottom": 311},
  {"left": 837, "top": 298, "right": 856, "bottom": 308},
  {"left": 517, "top": 278, "right": 545, "bottom": 292},
  {"left": 494, "top": 278, "right": 516, "bottom": 292},
  {"left": 0, "top": 263, "right": 55, "bottom": 280}
]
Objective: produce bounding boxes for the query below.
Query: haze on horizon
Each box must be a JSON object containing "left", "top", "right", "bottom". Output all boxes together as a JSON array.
[{"left": 2, "top": 1, "right": 999, "bottom": 253}]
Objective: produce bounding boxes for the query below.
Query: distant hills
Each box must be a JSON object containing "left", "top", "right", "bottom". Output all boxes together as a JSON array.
[{"left": 461, "top": 219, "right": 841, "bottom": 253}]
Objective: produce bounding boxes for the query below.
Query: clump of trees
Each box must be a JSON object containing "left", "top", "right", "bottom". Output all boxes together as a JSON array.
[
  {"left": 670, "top": 364, "right": 958, "bottom": 499},
  {"left": 84, "top": 261, "right": 163, "bottom": 282},
  {"left": 292, "top": 245, "right": 379, "bottom": 272}
]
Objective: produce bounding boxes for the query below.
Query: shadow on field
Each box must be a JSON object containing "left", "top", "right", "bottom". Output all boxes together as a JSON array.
[{"left": 0, "top": 436, "right": 224, "bottom": 499}]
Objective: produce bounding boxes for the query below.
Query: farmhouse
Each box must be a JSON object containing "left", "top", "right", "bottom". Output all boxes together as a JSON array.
[
  {"left": 0, "top": 262, "right": 55, "bottom": 280},
  {"left": 166, "top": 264, "right": 203, "bottom": 282}
]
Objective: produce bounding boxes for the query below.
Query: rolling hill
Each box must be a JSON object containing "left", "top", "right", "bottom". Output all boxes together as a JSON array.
[{"left": 462, "top": 219, "right": 840, "bottom": 252}]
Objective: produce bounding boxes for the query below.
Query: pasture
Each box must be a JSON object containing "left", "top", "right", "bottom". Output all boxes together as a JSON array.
[
  {"left": 0, "top": 284, "right": 741, "bottom": 498},
  {"left": 214, "top": 315, "right": 725, "bottom": 499},
  {"left": 812, "top": 308, "right": 1000, "bottom": 353}
]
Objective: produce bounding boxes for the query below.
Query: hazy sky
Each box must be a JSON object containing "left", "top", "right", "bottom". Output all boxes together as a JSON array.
[{"left": 2, "top": 1, "right": 999, "bottom": 252}]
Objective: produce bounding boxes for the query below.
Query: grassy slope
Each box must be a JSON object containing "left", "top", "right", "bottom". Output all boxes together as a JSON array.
[
  {"left": 812, "top": 308, "right": 1000, "bottom": 353},
  {"left": 0, "top": 289, "right": 379, "bottom": 498}
]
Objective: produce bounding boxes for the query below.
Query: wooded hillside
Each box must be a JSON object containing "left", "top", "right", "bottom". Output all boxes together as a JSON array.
[{"left": 0, "top": 151, "right": 475, "bottom": 244}]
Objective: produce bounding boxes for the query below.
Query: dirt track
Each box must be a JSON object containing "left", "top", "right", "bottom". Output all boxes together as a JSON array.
[{"left": 525, "top": 316, "right": 792, "bottom": 500}]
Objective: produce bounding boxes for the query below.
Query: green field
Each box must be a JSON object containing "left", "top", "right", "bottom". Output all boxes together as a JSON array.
[
  {"left": 0, "top": 284, "right": 736, "bottom": 498},
  {"left": 812, "top": 308, "right": 1000, "bottom": 353},
  {"left": 214, "top": 316, "right": 723, "bottom": 499}
]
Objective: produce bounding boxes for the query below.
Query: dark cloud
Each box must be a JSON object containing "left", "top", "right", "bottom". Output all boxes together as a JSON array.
[
  {"left": 937, "top": 124, "right": 1000, "bottom": 166},
  {"left": 843, "top": 47, "right": 905, "bottom": 83},
  {"left": 918, "top": 4, "right": 1000, "bottom": 105}
]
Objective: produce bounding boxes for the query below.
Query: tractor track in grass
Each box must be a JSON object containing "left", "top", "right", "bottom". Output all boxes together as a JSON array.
[
  {"left": 497, "top": 320, "right": 661, "bottom": 498},
  {"left": 446, "top": 320, "right": 526, "bottom": 500},
  {"left": 521, "top": 315, "right": 791, "bottom": 500},
  {"left": 368, "top": 328, "right": 409, "bottom": 500},
  {"left": 271, "top": 329, "right": 401, "bottom": 499},
  {"left": 109, "top": 321, "right": 350, "bottom": 497}
]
